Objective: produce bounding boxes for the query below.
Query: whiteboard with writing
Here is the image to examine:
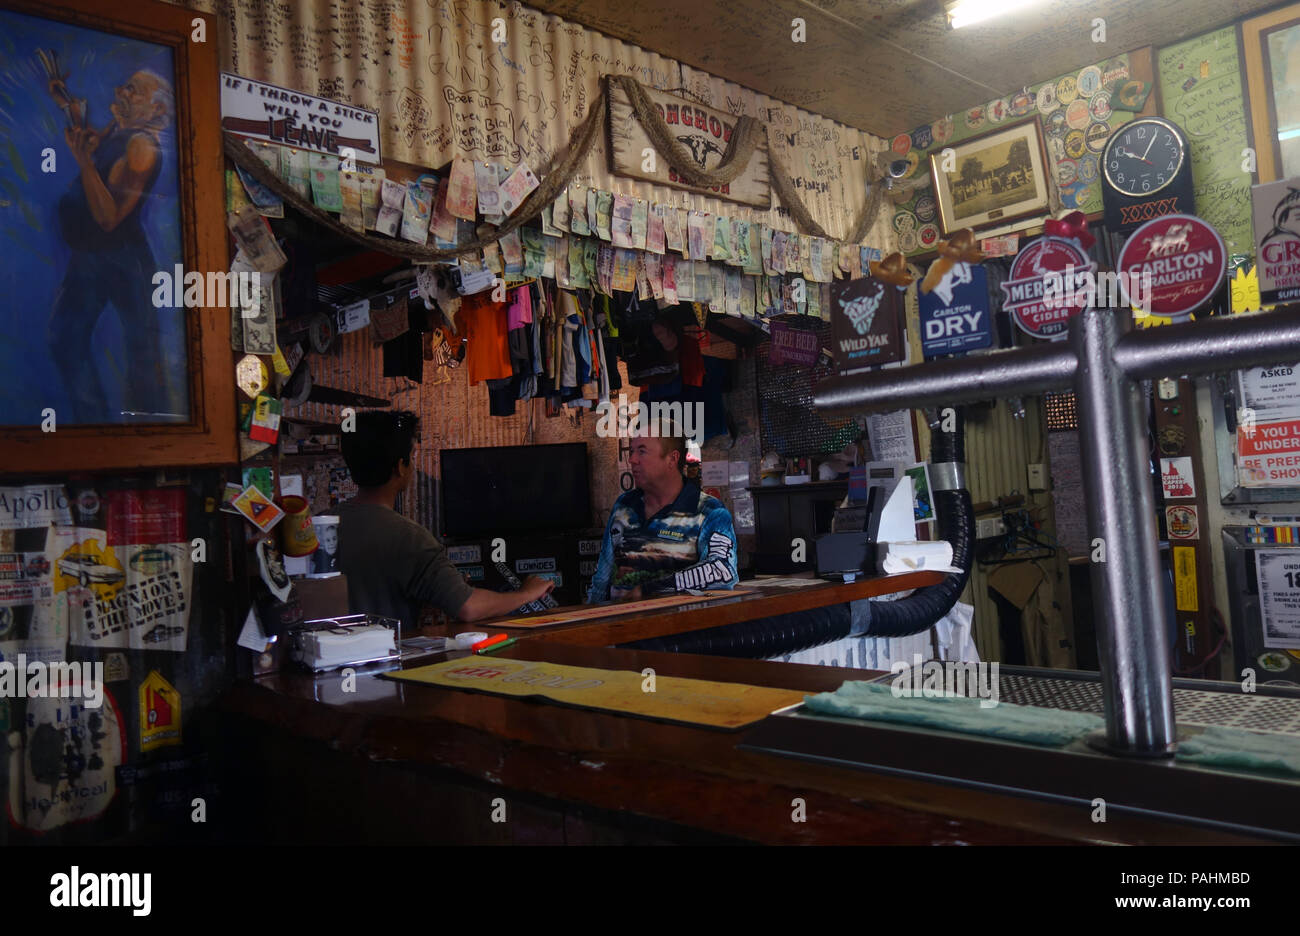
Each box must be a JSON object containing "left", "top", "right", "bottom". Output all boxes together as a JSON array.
[{"left": 1157, "top": 28, "right": 1253, "bottom": 257}]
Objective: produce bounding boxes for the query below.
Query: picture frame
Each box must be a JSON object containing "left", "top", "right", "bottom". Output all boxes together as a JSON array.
[
  {"left": 1242, "top": 3, "right": 1300, "bottom": 183},
  {"left": 0, "top": 0, "right": 234, "bottom": 475},
  {"left": 927, "top": 117, "right": 1050, "bottom": 235}
]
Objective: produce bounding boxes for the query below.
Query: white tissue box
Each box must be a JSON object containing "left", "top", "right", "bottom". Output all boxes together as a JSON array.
[{"left": 289, "top": 614, "right": 399, "bottom": 671}]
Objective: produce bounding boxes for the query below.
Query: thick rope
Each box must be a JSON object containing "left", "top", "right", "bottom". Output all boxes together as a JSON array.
[
  {"left": 222, "top": 82, "right": 608, "bottom": 260},
  {"left": 767, "top": 150, "right": 829, "bottom": 239},
  {"left": 224, "top": 73, "right": 886, "bottom": 256}
]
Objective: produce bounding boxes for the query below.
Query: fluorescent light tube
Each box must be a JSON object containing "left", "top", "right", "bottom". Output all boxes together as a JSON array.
[{"left": 946, "top": 0, "right": 1041, "bottom": 29}]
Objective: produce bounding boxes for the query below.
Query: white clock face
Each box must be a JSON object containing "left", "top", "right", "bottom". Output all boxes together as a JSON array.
[{"left": 1104, "top": 120, "right": 1185, "bottom": 196}]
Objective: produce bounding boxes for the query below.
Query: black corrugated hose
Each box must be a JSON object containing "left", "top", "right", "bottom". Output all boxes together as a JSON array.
[{"left": 623, "top": 410, "right": 974, "bottom": 657}]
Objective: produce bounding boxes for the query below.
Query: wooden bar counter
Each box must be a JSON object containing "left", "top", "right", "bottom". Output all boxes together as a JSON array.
[{"left": 217, "top": 573, "right": 1272, "bottom": 845}]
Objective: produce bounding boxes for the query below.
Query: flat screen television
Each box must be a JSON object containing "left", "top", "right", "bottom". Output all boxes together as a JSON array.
[{"left": 439, "top": 442, "right": 591, "bottom": 539}]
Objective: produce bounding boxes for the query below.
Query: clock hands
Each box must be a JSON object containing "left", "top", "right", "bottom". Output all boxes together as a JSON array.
[
  {"left": 1142, "top": 132, "right": 1159, "bottom": 160},
  {"left": 1118, "top": 147, "right": 1153, "bottom": 166}
]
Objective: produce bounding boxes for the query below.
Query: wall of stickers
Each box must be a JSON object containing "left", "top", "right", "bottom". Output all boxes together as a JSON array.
[
  {"left": 1156, "top": 27, "right": 1254, "bottom": 258},
  {"left": 891, "top": 52, "right": 1137, "bottom": 255},
  {"left": 0, "top": 472, "right": 231, "bottom": 844},
  {"left": 168, "top": 0, "right": 893, "bottom": 248}
]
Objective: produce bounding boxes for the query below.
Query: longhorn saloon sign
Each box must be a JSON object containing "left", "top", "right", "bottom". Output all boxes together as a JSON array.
[{"left": 607, "top": 82, "right": 771, "bottom": 207}]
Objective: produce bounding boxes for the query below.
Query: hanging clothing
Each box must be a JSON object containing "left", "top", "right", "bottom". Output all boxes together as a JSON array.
[
  {"left": 679, "top": 331, "right": 705, "bottom": 388},
  {"left": 595, "top": 316, "right": 611, "bottom": 404},
  {"left": 460, "top": 292, "right": 512, "bottom": 385},
  {"left": 560, "top": 315, "right": 578, "bottom": 388},
  {"left": 382, "top": 301, "right": 428, "bottom": 382},
  {"left": 486, "top": 377, "right": 518, "bottom": 417},
  {"left": 507, "top": 285, "right": 534, "bottom": 329}
]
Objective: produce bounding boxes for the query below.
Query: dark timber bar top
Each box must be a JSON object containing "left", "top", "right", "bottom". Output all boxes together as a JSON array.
[
  {"left": 451, "top": 571, "right": 945, "bottom": 646},
  {"left": 220, "top": 573, "right": 1275, "bottom": 844}
]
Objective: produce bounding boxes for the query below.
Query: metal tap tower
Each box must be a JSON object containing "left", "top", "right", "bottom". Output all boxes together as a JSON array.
[{"left": 816, "top": 306, "right": 1300, "bottom": 755}]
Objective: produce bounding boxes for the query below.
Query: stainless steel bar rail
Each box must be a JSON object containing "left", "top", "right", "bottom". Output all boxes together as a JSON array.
[{"left": 816, "top": 305, "right": 1300, "bottom": 755}]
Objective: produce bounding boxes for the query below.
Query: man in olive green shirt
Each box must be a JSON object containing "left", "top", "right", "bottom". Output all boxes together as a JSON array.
[{"left": 335, "top": 411, "right": 553, "bottom": 630}]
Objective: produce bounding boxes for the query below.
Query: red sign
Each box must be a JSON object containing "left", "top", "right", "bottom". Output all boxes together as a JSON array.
[
  {"left": 105, "top": 489, "right": 187, "bottom": 546},
  {"left": 1117, "top": 214, "right": 1226, "bottom": 319},
  {"left": 1000, "top": 236, "right": 1097, "bottom": 339}
]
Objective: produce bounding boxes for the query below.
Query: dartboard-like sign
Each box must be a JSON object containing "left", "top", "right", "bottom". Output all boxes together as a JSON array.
[{"left": 1117, "top": 214, "right": 1226, "bottom": 319}]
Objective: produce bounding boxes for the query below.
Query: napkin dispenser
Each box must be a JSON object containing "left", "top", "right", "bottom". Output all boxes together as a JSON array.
[{"left": 288, "top": 613, "right": 401, "bottom": 672}]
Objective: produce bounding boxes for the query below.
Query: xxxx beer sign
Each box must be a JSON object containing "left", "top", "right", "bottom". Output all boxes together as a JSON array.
[
  {"left": 1117, "top": 214, "right": 1226, "bottom": 319},
  {"left": 1001, "top": 236, "right": 1096, "bottom": 339}
]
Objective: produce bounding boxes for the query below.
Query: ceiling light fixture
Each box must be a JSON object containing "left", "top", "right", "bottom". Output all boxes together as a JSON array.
[{"left": 945, "top": 0, "right": 1042, "bottom": 29}]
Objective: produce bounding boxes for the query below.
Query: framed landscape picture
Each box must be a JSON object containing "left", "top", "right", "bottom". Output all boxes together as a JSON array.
[
  {"left": 0, "top": 0, "right": 233, "bottom": 474},
  {"left": 928, "top": 117, "right": 1050, "bottom": 234}
]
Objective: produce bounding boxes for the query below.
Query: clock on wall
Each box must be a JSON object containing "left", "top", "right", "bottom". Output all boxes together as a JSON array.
[{"left": 1101, "top": 117, "right": 1195, "bottom": 233}]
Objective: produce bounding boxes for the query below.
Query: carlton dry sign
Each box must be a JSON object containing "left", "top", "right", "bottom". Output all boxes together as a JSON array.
[
  {"left": 1253, "top": 178, "right": 1300, "bottom": 305},
  {"left": 1117, "top": 214, "right": 1226, "bottom": 319},
  {"left": 1000, "top": 236, "right": 1097, "bottom": 339},
  {"left": 919, "top": 262, "right": 993, "bottom": 357}
]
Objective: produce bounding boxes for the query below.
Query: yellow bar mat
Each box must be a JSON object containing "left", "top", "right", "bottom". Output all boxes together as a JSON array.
[{"left": 384, "top": 657, "right": 805, "bottom": 730}]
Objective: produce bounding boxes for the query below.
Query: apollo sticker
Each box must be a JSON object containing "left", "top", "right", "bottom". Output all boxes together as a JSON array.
[
  {"left": 919, "top": 263, "right": 993, "bottom": 357},
  {"left": 1166, "top": 504, "right": 1199, "bottom": 539},
  {"left": 0, "top": 485, "right": 71, "bottom": 531},
  {"left": 516, "top": 557, "right": 557, "bottom": 574},
  {"left": 1001, "top": 236, "right": 1097, "bottom": 339},
  {"left": 1117, "top": 214, "right": 1226, "bottom": 319}
]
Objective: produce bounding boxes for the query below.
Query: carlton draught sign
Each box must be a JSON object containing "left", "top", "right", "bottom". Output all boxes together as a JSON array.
[
  {"left": 1000, "top": 237, "right": 1096, "bottom": 339},
  {"left": 1117, "top": 214, "right": 1225, "bottom": 319}
]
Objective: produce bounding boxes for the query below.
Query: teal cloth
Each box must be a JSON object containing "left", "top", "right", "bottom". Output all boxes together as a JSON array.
[
  {"left": 1176, "top": 726, "right": 1300, "bottom": 777},
  {"left": 803, "top": 681, "right": 1103, "bottom": 747}
]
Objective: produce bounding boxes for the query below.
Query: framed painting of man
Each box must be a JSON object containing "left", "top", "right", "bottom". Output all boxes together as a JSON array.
[{"left": 0, "top": 0, "right": 233, "bottom": 474}]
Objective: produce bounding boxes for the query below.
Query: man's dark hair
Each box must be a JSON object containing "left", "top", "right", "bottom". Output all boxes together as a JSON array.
[
  {"left": 658, "top": 419, "right": 686, "bottom": 474},
  {"left": 341, "top": 410, "right": 419, "bottom": 488}
]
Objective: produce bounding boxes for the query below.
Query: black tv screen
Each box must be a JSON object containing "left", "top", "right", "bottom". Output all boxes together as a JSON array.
[{"left": 440, "top": 443, "right": 591, "bottom": 538}]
